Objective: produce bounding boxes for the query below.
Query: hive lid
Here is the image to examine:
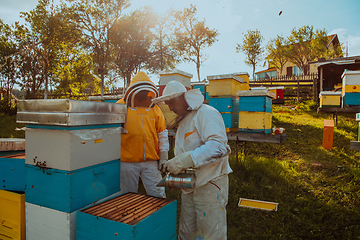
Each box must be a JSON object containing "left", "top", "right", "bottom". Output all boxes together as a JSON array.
[
  {"left": 159, "top": 69, "right": 193, "bottom": 78},
  {"left": 237, "top": 89, "right": 275, "bottom": 98},
  {"left": 207, "top": 74, "right": 243, "bottom": 83},
  {"left": 319, "top": 91, "right": 342, "bottom": 96},
  {"left": 17, "top": 99, "right": 126, "bottom": 113},
  {"left": 341, "top": 70, "right": 360, "bottom": 79},
  {"left": 16, "top": 99, "right": 127, "bottom": 126}
]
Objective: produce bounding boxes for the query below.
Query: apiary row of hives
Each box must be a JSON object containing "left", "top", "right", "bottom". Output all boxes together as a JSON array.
[{"left": 159, "top": 70, "right": 276, "bottom": 134}]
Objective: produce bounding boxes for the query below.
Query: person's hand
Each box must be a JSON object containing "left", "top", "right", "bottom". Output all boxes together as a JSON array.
[
  {"left": 158, "top": 151, "right": 168, "bottom": 171},
  {"left": 164, "top": 151, "right": 194, "bottom": 175}
]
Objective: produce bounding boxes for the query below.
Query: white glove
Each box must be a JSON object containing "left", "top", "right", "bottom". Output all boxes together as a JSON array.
[
  {"left": 164, "top": 151, "right": 194, "bottom": 175},
  {"left": 158, "top": 151, "right": 168, "bottom": 171}
]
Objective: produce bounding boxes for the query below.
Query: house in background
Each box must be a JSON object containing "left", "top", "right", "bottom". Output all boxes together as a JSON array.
[{"left": 255, "top": 34, "right": 342, "bottom": 81}]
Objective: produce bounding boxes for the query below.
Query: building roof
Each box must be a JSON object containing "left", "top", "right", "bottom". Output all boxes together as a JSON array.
[
  {"left": 255, "top": 67, "right": 277, "bottom": 75},
  {"left": 309, "top": 55, "right": 360, "bottom": 67}
]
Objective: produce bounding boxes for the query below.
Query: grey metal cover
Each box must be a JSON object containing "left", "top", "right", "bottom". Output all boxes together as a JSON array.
[
  {"left": 207, "top": 74, "right": 243, "bottom": 83},
  {"left": 16, "top": 99, "right": 127, "bottom": 125},
  {"left": 237, "top": 89, "right": 275, "bottom": 98},
  {"left": 17, "top": 99, "right": 126, "bottom": 114},
  {"left": 17, "top": 112, "right": 125, "bottom": 126}
]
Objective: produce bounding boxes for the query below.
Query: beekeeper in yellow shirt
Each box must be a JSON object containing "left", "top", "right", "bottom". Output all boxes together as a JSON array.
[
  {"left": 117, "top": 71, "right": 169, "bottom": 198},
  {"left": 152, "top": 80, "right": 232, "bottom": 240}
]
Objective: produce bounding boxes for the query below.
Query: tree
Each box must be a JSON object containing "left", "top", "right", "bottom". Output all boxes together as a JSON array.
[
  {"left": 21, "top": 0, "right": 81, "bottom": 98},
  {"left": 111, "top": 7, "right": 157, "bottom": 87},
  {"left": 266, "top": 35, "right": 287, "bottom": 76},
  {"left": 236, "top": 29, "right": 264, "bottom": 80},
  {"left": 0, "top": 20, "right": 21, "bottom": 105},
  {"left": 68, "top": 0, "right": 130, "bottom": 96},
  {"left": 144, "top": 13, "right": 180, "bottom": 75},
  {"left": 285, "top": 25, "right": 343, "bottom": 75},
  {"left": 172, "top": 4, "right": 218, "bottom": 81}
]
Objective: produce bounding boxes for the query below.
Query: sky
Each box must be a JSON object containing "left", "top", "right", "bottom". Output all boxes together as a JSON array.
[{"left": 1, "top": 0, "right": 360, "bottom": 86}]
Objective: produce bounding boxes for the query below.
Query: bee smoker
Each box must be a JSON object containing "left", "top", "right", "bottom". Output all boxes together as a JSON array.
[{"left": 156, "top": 168, "right": 196, "bottom": 189}]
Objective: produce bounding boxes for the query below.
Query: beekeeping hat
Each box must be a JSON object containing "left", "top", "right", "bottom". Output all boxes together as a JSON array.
[
  {"left": 124, "top": 71, "right": 158, "bottom": 108},
  {"left": 152, "top": 80, "right": 187, "bottom": 104}
]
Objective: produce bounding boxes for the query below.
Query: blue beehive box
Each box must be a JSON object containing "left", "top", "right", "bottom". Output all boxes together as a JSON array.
[
  {"left": 25, "top": 159, "right": 120, "bottom": 213},
  {"left": 0, "top": 151, "right": 25, "bottom": 192},
  {"left": 239, "top": 96, "right": 272, "bottom": 112},
  {"left": 209, "top": 97, "right": 239, "bottom": 113},
  {"left": 76, "top": 192, "right": 177, "bottom": 240},
  {"left": 221, "top": 113, "right": 239, "bottom": 132},
  {"left": 342, "top": 92, "right": 360, "bottom": 107}
]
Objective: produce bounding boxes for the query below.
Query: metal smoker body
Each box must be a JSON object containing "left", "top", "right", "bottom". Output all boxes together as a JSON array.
[{"left": 157, "top": 168, "right": 196, "bottom": 189}]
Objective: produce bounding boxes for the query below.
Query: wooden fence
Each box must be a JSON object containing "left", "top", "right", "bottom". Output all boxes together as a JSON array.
[{"left": 249, "top": 73, "right": 319, "bottom": 102}]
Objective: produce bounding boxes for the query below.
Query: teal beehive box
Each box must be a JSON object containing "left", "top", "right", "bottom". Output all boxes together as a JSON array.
[
  {"left": 0, "top": 151, "right": 25, "bottom": 192},
  {"left": 209, "top": 97, "right": 239, "bottom": 113},
  {"left": 76, "top": 192, "right": 177, "bottom": 240}
]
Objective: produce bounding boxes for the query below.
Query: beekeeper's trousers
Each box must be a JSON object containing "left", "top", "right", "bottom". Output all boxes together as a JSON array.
[
  {"left": 119, "top": 161, "right": 166, "bottom": 198},
  {"left": 179, "top": 175, "right": 229, "bottom": 240}
]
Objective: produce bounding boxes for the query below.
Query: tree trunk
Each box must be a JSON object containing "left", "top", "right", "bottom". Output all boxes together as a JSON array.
[
  {"left": 44, "top": 59, "right": 48, "bottom": 99},
  {"left": 252, "top": 65, "right": 255, "bottom": 81}
]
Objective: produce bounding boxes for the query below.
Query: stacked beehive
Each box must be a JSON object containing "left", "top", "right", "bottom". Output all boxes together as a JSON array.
[
  {"left": 0, "top": 139, "right": 26, "bottom": 240},
  {"left": 341, "top": 70, "right": 360, "bottom": 107},
  {"left": 16, "top": 99, "right": 126, "bottom": 240},
  {"left": 159, "top": 69, "right": 192, "bottom": 96},
  {"left": 207, "top": 74, "right": 248, "bottom": 132},
  {"left": 237, "top": 89, "right": 275, "bottom": 134}
]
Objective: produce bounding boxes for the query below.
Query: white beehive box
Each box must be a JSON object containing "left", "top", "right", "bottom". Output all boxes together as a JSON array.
[
  {"left": 25, "top": 127, "right": 121, "bottom": 171},
  {"left": 26, "top": 202, "right": 76, "bottom": 240}
]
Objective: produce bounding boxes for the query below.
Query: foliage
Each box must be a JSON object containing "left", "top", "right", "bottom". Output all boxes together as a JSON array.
[
  {"left": 284, "top": 25, "right": 343, "bottom": 74},
  {"left": 236, "top": 29, "right": 264, "bottom": 80},
  {"left": 52, "top": 47, "right": 99, "bottom": 96},
  {"left": 21, "top": 0, "right": 82, "bottom": 98},
  {"left": 172, "top": 4, "right": 219, "bottom": 81},
  {"left": 0, "top": 98, "right": 17, "bottom": 115},
  {"left": 144, "top": 12, "right": 181, "bottom": 75},
  {"left": 266, "top": 35, "right": 287, "bottom": 75},
  {"left": 68, "top": 0, "right": 130, "bottom": 95},
  {"left": 0, "top": 20, "right": 21, "bottom": 95},
  {"left": 111, "top": 7, "right": 157, "bottom": 87},
  {"left": 0, "top": 113, "right": 24, "bottom": 138}
]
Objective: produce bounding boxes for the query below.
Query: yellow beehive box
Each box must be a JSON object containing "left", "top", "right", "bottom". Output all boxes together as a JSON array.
[
  {"left": 207, "top": 74, "right": 247, "bottom": 97},
  {"left": 319, "top": 91, "right": 342, "bottom": 108},
  {"left": 0, "top": 190, "right": 25, "bottom": 240},
  {"left": 238, "top": 111, "right": 272, "bottom": 134},
  {"left": 343, "top": 85, "right": 360, "bottom": 93}
]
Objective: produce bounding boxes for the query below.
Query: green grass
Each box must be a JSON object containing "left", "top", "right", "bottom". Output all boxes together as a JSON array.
[
  {"left": 2, "top": 101, "right": 360, "bottom": 239},
  {"left": 0, "top": 113, "right": 25, "bottom": 138}
]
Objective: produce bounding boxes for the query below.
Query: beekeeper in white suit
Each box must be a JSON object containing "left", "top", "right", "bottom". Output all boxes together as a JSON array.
[{"left": 152, "top": 80, "right": 232, "bottom": 240}]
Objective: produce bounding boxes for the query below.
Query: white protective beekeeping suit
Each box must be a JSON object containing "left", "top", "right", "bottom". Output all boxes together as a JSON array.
[{"left": 153, "top": 81, "right": 232, "bottom": 240}]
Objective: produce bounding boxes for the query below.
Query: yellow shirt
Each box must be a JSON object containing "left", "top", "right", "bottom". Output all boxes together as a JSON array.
[{"left": 117, "top": 99, "right": 167, "bottom": 162}]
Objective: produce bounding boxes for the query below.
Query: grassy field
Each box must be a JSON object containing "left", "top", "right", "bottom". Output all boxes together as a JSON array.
[{"left": 1, "top": 100, "right": 360, "bottom": 239}]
